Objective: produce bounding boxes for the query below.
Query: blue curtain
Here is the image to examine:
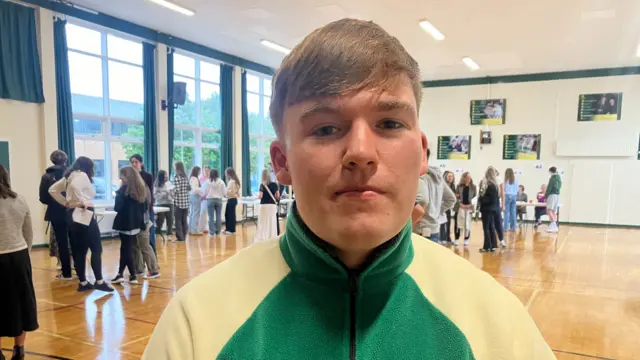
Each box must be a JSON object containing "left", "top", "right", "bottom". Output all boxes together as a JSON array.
[
  {"left": 167, "top": 49, "right": 175, "bottom": 176},
  {"left": 0, "top": 1, "right": 44, "bottom": 103},
  {"left": 220, "top": 64, "right": 233, "bottom": 180},
  {"left": 143, "top": 42, "right": 158, "bottom": 176},
  {"left": 53, "top": 19, "right": 75, "bottom": 161},
  {"left": 241, "top": 70, "right": 251, "bottom": 196}
]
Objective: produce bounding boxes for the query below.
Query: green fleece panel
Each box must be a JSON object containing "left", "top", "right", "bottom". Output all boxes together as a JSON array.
[{"left": 217, "top": 207, "right": 475, "bottom": 359}]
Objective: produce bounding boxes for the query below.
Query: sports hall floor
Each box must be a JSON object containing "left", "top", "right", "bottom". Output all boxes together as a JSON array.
[{"left": 2, "top": 221, "right": 639, "bottom": 360}]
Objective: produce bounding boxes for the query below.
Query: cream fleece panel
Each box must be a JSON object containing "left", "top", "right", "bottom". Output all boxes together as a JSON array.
[
  {"left": 406, "top": 234, "right": 556, "bottom": 360},
  {"left": 142, "top": 239, "right": 290, "bottom": 360}
]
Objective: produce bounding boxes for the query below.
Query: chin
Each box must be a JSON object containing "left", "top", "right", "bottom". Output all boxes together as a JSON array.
[{"left": 333, "top": 215, "right": 404, "bottom": 248}]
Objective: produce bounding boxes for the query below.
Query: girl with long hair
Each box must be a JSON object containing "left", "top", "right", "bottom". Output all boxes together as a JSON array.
[
  {"left": 479, "top": 167, "right": 500, "bottom": 252},
  {"left": 188, "top": 166, "right": 203, "bottom": 235},
  {"left": 0, "top": 165, "right": 38, "bottom": 360},
  {"left": 154, "top": 170, "right": 173, "bottom": 237},
  {"left": 224, "top": 168, "right": 241, "bottom": 234},
  {"left": 172, "top": 162, "right": 190, "bottom": 242},
  {"left": 111, "top": 166, "right": 151, "bottom": 284},
  {"left": 49, "top": 157, "right": 114, "bottom": 292},
  {"left": 441, "top": 171, "right": 456, "bottom": 244},
  {"left": 203, "top": 169, "right": 226, "bottom": 236},
  {"left": 454, "top": 172, "right": 477, "bottom": 246},
  {"left": 503, "top": 168, "right": 519, "bottom": 232},
  {"left": 255, "top": 169, "right": 280, "bottom": 243}
]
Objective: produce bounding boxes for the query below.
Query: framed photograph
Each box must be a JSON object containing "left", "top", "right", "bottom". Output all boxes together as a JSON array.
[
  {"left": 437, "top": 136, "right": 471, "bottom": 160},
  {"left": 503, "top": 134, "right": 541, "bottom": 160},
  {"left": 470, "top": 99, "right": 506, "bottom": 125},
  {"left": 578, "top": 93, "right": 622, "bottom": 121}
]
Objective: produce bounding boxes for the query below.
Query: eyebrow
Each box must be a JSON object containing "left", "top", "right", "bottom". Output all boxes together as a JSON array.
[
  {"left": 375, "top": 100, "right": 416, "bottom": 114},
  {"left": 298, "top": 100, "right": 416, "bottom": 123},
  {"left": 298, "top": 103, "right": 343, "bottom": 123}
]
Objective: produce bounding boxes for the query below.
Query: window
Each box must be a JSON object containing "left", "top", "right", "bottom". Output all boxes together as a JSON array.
[
  {"left": 172, "top": 52, "right": 222, "bottom": 174},
  {"left": 246, "top": 72, "right": 275, "bottom": 194},
  {"left": 67, "top": 23, "right": 145, "bottom": 201}
]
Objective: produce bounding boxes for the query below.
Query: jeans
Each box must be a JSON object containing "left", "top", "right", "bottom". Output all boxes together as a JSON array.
[
  {"left": 206, "top": 198, "right": 223, "bottom": 235},
  {"left": 67, "top": 209, "right": 103, "bottom": 282},
  {"left": 225, "top": 198, "right": 237, "bottom": 233},
  {"left": 504, "top": 194, "right": 517, "bottom": 231},
  {"left": 174, "top": 207, "right": 188, "bottom": 241},
  {"left": 51, "top": 218, "right": 72, "bottom": 278},
  {"left": 189, "top": 194, "right": 201, "bottom": 233},
  {"left": 149, "top": 224, "right": 157, "bottom": 255},
  {"left": 429, "top": 232, "right": 440, "bottom": 243},
  {"left": 117, "top": 233, "right": 136, "bottom": 277}
]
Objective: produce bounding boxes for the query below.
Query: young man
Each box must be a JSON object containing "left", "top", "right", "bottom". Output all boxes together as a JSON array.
[
  {"left": 143, "top": 19, "right": 554, "bottom": 359},
  {"left": 38, "top": 150, "right": 72, "bottom": 280},
  {"left": 414, "top": 149, "right": 456, "bottom": 243},
  {"left": 545, "top": 166, "right": 562, "bottom": 233}
]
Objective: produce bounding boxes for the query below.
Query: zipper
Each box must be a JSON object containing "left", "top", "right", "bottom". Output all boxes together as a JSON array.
[{"left": 348, "top": 271, "right": 359, "bottom": 360}]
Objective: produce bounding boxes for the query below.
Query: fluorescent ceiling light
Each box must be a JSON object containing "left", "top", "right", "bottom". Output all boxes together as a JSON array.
[
  {"left": 462, "top": 57, "right": 480, "bottom": 71},
  {"left": 260, "top": 40, "right": 291, "bottom": 55},
  {"left": 418, "top": 20, "right": 445, "bottom": 41},
  {"left": 146, "top": 0, "right": 195, "bottom": 16}
]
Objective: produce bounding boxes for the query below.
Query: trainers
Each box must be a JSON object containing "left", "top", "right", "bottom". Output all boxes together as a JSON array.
[
  {"left": 479, "top": 248, "right": 489, "bottom": 252},
  {"left": 224, "top": 231, "right": 234, "bottom": 235},
  {"left": 464, "top": 239, "right": 469, "bottom": 246},
  {"left": 129, "top": 277, "right": 139, "bottom": 285},
  {"left": 500, "top": 240, "right": 506, "bottom": 248},
  {"left": 453, "top": 240, "right": 459, "bottom": 246},
  {"left": 111, "top": 274, "right": 125, "bottom": 284},
  {"left": 94, "top": 281, "right": 115, "bottom": 292},
  {"left": 145, "top": 272, "right": 160, "bottom": 279},
  {"left": 491, "top": 248, "right": 498, "bottom": 252},
  {"left": 55, "top": 273, "right": 73, "bottom": 281},
  {"left": 77, "top": 282, "right": 94, "bottom": 292}
]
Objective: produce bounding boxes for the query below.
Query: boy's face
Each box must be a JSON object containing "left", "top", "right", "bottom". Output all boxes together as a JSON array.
[
  {"left": 130, "top": 158, "right": 142, "bottom": 171},
  {"left": 271, "top": 75, "right": 427, "bottom": 252}
]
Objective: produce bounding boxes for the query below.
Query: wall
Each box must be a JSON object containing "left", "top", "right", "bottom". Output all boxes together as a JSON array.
[{"left": 420, "top": 75, "right": 640, "bottom": 226}]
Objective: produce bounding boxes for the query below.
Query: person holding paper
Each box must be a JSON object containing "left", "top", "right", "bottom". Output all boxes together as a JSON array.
[{"left": 49, "top": 157, "right": 114, "bottom": 293}]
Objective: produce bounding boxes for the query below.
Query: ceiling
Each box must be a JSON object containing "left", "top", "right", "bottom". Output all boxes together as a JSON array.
[{"left": 67, "top": 0, "right": 640, "bottom": 80}]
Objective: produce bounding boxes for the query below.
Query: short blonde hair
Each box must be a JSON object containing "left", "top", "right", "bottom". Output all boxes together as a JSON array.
[{"left": 261, "top": 169, "right": 271, "bottom": 186}]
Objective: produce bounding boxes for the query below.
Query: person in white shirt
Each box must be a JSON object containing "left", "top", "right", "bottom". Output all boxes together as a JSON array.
[
  {"left": 198, "top": 166, "right": 210, "bottom": 234},
  {"left": 224, "top": 168, "right": 241, "bottom": 234},
  {"left": 188, "top": 166, "right": 203, "bottom": 235},
  {"left": 203, "top": 169, "right": 226, "bottom": 236},
  {"left": 49, "top": 157, "right": 114, "bottom": 293}
]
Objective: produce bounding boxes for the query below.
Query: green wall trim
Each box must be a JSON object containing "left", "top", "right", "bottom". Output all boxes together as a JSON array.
[
  {"left": 422, "top": 66, "right": 640, "bottom": 88},
  {"left": 19, "top": 0, "right": 274, "bottom": 75}
]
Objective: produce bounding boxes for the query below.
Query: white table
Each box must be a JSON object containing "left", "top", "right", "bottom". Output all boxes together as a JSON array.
[
  {"left": 278, "top": 198, "right": 294, "bottom": 218},
  {"left": 239, "top": 197, "right": 260, "bottom": 226},
  {"left": 94, "top": 206, "right": 170, "bottom": 234}
]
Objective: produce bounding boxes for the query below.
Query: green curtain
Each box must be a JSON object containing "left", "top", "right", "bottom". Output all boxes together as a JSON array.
[
  {"left": 0, "top": 1, "right": 44, "bottom": 103},
  {"left": 241, "top": 70, "right": 251, "bottom": 196},
  {"left": 167, "top": 49, "right": 175, "bottom": 176},
  {"left": 53, "top": 19, "right": 75, "bottom": 161},
  {"left": 143, "top": 42, "right": 158, "bottom": 176},
  {"left": 220, "top": 64, "right": 234, "bottom": 180}
]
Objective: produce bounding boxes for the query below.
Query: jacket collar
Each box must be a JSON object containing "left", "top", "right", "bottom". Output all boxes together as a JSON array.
[{"left": 279, "top": 202, "right": 414, "bottom": 292}]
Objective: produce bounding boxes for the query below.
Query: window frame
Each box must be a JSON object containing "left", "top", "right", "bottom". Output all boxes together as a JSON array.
[
  {"left": 172, "top": 50, "right": 223, "bottom": 171},
  {"left": 246, "top": 71, "right": 275, "bottom": 194},
  {"left": 67, "top": 21, "right": 146, "bottom": 202}
]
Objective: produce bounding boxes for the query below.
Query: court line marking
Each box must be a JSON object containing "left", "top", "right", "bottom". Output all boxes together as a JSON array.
[
  {"left": 525, "top": 289, "right": 541, "bottom": 310},
  {"left": 120, "top": 334, "right": 152, "bottom": 347},
  {"left": 70, "top": 304, "right": 159, "bottom": 326},
  {"left": 552, "top": 349, "right": 616, "bottom": 360}
]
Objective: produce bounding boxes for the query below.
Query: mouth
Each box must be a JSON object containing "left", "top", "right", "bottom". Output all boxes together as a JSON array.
[{"left": 335, "top": 186, "right": 385, "bottom": 200}]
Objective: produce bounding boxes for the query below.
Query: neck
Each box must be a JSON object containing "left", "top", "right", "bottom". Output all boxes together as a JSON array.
[{"left": 336, "top": 248, "right": 371, "bottom": 270}]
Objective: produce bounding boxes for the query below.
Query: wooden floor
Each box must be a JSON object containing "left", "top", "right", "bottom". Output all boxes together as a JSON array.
[{"left": 2, "top": 221, "right": 639, "bottom": 360}]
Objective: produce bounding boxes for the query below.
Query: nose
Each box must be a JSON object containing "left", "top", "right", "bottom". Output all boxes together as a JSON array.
[{"left": 342, "top": 119, "right": 379, "bottom": 172}]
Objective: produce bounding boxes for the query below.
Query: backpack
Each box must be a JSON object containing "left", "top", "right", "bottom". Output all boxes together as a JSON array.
[{"left": 39, "top": 172, "right": 58, "bottom": 205}]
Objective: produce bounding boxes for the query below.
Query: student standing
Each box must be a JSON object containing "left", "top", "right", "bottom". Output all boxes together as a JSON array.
[
  {"left": 188, "top": 167, "right": 203, "bottom": 235},
  {"left": 0, "top": 165, "right": 38, "bottom": 360},
  {"left": 516, "top": 185, "right": 528, "bottom": 223},
  {"left": 254, "top": 169, "right": 279, "bottom": 243},
  {"left": 480, "top": 166, "right": 505, "bottom": 247},
  {"left": 133, "top": 186, "right": 160, "bottom": 279},
  {"left": 111, "top": 166, "right": 147, "bottom": 285},
  {"left": 203, "top": 169, "right": 225, "bottom": 236},
  {"left": 503, "top": 168, "right": 519, "bottom": 232},
  {"left": 38, "top": 150, "right": 72, "bottom": 280},
  {"left": 534, "top": 184, "right": 547, "bottom": 229},
  {"left": 441, "top": 171, "right": 456, "bottom": 244},
  {"left": 49, "top": 157, "right": 113, "bottom": 292},
  {"left": 545, "top": 167, "right": 562, "bottom": 233},
  {"left": 172, "top": 162, "right": 190, "bottom": 242},
  {"left": 129, "top": 155, "right": 157, "bottom": 255},
  {"left": 479, "top": 168, "right": 500, "bottom": 252},
  {"left": 455, "top": 172, "right": 476, "bottom": 246},
  {"left": 224, "top": 168, "right": 240, "bottom": 235},
  {"left": 198, "top": 166, "right": 210, "bottom": 234},
  {"left": 154, "top": 170, "right": 173, "bottom": 237}
]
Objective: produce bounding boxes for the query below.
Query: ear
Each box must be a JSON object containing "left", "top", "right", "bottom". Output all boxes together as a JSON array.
[
  {"left": 270, "top": 140, "right": 292, "bottom": 185},
  {"left": 419, "top": 132, "right": 428, "bottom": 176}
]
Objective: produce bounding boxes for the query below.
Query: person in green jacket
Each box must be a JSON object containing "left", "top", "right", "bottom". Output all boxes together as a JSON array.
[
  {"left": 545, "top": 166, "right": 562, "bottom": 233},
  {"left": 143, "top": 19, "right": 555, "bottom": 360}
]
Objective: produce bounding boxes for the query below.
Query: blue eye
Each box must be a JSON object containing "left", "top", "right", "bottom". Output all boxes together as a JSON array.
[
  {"left": 312, "top": 126, "right": 339, "bottom": 137},
  {"left": 378, "top": 119, "right": 405, "bottom": 129}
]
